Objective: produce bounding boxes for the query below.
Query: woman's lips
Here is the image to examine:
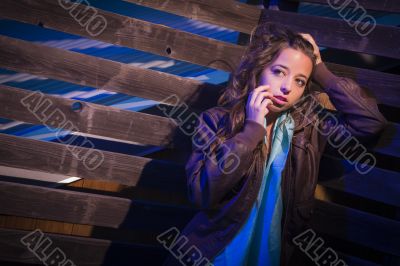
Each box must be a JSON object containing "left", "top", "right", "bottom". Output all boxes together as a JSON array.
[{"left": 272, "top": 95, "right": 288, "bottom": 105}]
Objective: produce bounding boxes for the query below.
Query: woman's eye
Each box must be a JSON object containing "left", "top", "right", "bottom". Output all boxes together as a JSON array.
[
  {"left": 296, "top": 79, "right": 306, "bottom": 87},
  {"left": 272, "top": 69, "right": 285, "bottom": 76}
]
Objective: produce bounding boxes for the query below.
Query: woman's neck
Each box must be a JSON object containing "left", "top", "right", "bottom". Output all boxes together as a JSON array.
[
  {"left": 265, "top": 111, "right": 279, "bottom": 128},
  {"left": 264, "top": 112, "right": 279, "bottom": 158}
]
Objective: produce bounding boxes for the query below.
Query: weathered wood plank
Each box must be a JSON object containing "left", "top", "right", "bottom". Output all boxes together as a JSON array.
[
  {"left": 0, "top": 180, "right": 129, "bottom": 228},
  {"left": 4, "top": 0, "right": 398, "bottom": 93},
  {"left": 0, "top": 134, "right": 400, "bottom": 221},
  {"left": 324, "top": 63, "right": 400, "bottom": 108},
  {"left": 0, "top": 85, "right": 400, "bottom": 160},
  {"left": 0, "top": 35, "right": 398, "bottom": 109},
  {"left": 368, "top": 122, "right": 400, "bottom": 158},
  {"left": 319, "top": 121, "right": 400, "bottom": 168},
  {"left": 127, "top": 0, "right": 400, "bottom": 59},
  {"left": 311, "top": 200, "right": 400, "bottom": 256},
  {"left": 0, "top": 214, "right": 171, "bottom": 247},
  {"left": 124, "top": 0, "right": 261, "bottom": 34},
  {"left": 0, "top": 228, "right": 167, "bottom": 266},
  {"left": 0, "top": 35, "right": 222, "bottom": 111},
  {"left": 318, "top": 158, "right": 400, "bottom": 207},
  {"left": 0, "top": 0, "right": 242, "bottom": 72},
  {"left": 0, "top": 215, "right": 37, "bottom": 232},
  {"left": 260, "top": 9, "right": 400, "bottom": 59},
  {"left": 320, "top": 121, "right": 400, "bottom": 159},
  {"left": 2, "top": 137, "right": 397, "bottom": 212},
  {"left": 0, "top": 113, "right": 396, "bottom": 188},
  {"left": 0, "top": 181, "right": 193, "bottom": 229},
  {"left": 0, "top": 85, "right": 178, "bottom": 147},
  {"left": 298, "top": 0, "right": 400, "bottom": 13},
  {"left": 0, "top": 133, "right": 186, "bottom": 188}
]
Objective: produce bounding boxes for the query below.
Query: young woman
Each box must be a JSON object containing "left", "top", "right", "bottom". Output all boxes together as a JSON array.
[{"left": 162, "top": 22, "right": 387, "bottom": 266}]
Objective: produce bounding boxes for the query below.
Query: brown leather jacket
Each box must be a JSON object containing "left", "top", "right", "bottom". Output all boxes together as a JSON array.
[{"left": 162, "top": 63, "right": 387, "bottom": 266}]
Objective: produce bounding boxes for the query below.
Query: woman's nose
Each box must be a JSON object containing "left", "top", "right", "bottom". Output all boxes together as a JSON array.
[
  {"left": 281, "top": 79, "right": 292, "bottom": 94},
  {"left": 281, "top": 85, "right": 291, "bottom": 95}
]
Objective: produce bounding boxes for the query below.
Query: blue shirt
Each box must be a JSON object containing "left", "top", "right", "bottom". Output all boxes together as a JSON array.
[{"left": 212, "top": 111, "right": 294, "bottom": 266}]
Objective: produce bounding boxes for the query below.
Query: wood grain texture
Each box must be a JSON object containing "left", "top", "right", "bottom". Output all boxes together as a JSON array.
[
  {"left": 0, "top": 35, "right": 398, "bottom": 109},
  {"left": 0, "top": 133, "right": 186, "bottom": 188},
  {"left": 0, "top": 35, "right": 223, "bottom": 111},
  {"left": 298, "top": 0, "right": 400, "bottom": 13},
  {"left": 260, "top": 9, "right": 400, "bottom": 59},
  {"left": 0, "top": 228, "right": 168, "bottom": 266},
  {"left": 319, "top": 156, "right": 400, "bottom": 207},
  {"left": 0, "top": 0, "right": 243, "bottom": 72},
  {"left": 0, "top": 85, "right": 178, "bottom": 147},
  {"left": 124, "top": 0, "right": 262, "bottom": 34},
  {"left": 311, "top": 200, "right": 400, "bottom": 256},
  {"left": 126, "top": 0, "right": 400, "bottom": 59},
  {"left": 0, "top": 181, "right": 193, "bottom": 229}
]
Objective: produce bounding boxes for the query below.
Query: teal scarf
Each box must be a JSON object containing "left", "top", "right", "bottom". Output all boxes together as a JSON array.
[{"left": 212, "top": 111, "right": 294, "bottom": 266}]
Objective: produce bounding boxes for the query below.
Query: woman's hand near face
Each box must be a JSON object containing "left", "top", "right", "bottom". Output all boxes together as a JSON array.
[
  {"left": 246, "top": 85, "right": 274, "bottom": 126},
  {"left": 300, "top": 33, "right": 322, "bottom": 65}
]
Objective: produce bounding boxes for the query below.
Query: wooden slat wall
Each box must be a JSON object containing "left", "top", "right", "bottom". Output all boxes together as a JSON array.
[
  {"left": 259, "top": 9, "right": 400, "bottom": 59},
  {"left": 0, "top": 85, "right": 177, "bottom": 147},
  {"left": 125, "top": 0, "right": 400, "bottom": 59},
  {"left": 311, "top": 200, "right": 400, "bottom": 257},
  {"left": 297, "top": 0, "right": 400, "bottom": 13},
  {"left": 0, "top": 228, "right": 168, "bottom": 266},
  {"left": 0, "top": 0, "right": 399, "bottom": 265},
  {"left": 0, "top": 31, "right": 399, "bottom": 110},
  {"left": 0, "top": 0, "right": 242, "bottom": 72},
  {"left": 1, "top": 2, "right": 400, "bottom": 107},
  {"left": 0, "top": 181, "right": 194, "bottom": 230},
  {"left": 0, "top": 85, "right": 397, "bottom": 157},
  {"left": 125, "top": 0, "right": 261, "bottom": 34},
  {"left": 0, "top": 133, "right": 186, "bottom": 189},
  {"left": 0, "top": 35, "right": 222, "bottom": 111}
]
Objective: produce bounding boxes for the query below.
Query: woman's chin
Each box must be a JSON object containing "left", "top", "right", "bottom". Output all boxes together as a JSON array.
[{"left": 268, "top": 103, "right": 288, "bottom": 112}]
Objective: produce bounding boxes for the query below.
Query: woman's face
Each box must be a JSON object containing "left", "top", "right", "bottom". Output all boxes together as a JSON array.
[{"left": 258, "top": 47, "right": 313, "bottom": 113}]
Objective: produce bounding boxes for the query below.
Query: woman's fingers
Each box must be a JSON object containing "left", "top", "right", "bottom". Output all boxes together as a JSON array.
[
  {"left": 300, "top": 33, "right": 322, "bottom": 64},
  {"left": 246, "top": 85, "right": 273, "bottom": 125},
  {"left": 261, "top": 97, "right": 273, "bottom": 113},
  {"left": 253, "top": 89, "right": 273, "bottom": 117},
  {"left": 249, "top": 85, "right": 270, "bottom": 106},
  {"left": 300, "top": 33, "right": 314, "bottom": 44},
  {"left": 254, "top": 91, "right": 273, "bottom": 109},
  {"left": 300, "top": 33, "right": 317, "bottom": 50}
]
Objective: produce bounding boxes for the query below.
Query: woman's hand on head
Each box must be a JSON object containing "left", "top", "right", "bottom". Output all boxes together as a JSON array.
[
  {"left": 300, "top": 33, "right": 322, "bottom": 65},
  {"left": 246, "top": 85, "right": 273, "bottom": 126}
]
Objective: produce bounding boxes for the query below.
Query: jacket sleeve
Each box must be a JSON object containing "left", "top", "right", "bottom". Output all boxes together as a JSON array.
[
  {"left": 312, "top": 62, "right": 388, "bottom": 145},
  {"left": 185, "top": 109, "right": 267, "bottom": 209}
]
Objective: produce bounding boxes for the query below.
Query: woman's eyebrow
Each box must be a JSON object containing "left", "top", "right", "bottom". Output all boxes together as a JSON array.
[
  {"left": 297, "top": 73, "right": 308, "bottom": 79},
  {"left": 273, "top": 64, "right": 308, "bottom": 79},
  {"left": 273, "top": 64, "right": 289, "bottom": 70}
]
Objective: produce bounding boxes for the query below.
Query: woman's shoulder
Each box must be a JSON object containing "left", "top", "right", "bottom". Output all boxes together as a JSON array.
[
  {"left": 197, "top": 106, "right": 230, "bottom": 131},
  {"left": 201, "top": 106, "right": 230, "bottom": 120}
]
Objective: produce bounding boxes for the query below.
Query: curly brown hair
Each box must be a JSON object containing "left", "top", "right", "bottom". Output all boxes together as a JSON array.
[{"left": 215, "top": 22, "right": 320, "bottom": 182}]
